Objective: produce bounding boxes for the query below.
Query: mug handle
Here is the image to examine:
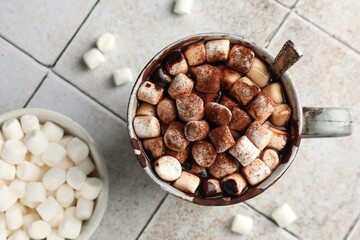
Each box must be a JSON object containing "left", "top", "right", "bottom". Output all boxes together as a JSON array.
[{"left": 302, "top": 107, "right": 352, "bottom": 138}]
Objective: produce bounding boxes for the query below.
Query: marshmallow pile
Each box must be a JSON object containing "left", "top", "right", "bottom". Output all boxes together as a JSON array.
[
  {"left": 0, "top": 115, "right": 103, "bottom": 240},
  {"left": 134, "top": 39, "right": 292, "bottom": 199}
]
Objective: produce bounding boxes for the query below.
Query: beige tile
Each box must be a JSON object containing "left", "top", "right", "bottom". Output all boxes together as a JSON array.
[
  {"left": 277, "top": 0, "right": 298, "bottom": 8},
  {"left": 139, "top": 195, "right": 297, "bottom": 240},
  {"left": 27, "top": 73, "right": 167, "bottom": 239},
  {"left": 296, "top": 0, "right": 360, "bottom": 52},
  {"left": 53, "top": 0, "right": 289, "bottom": 119},
  {"left": 246, "top": 13, "right": 360, "bottom": 239},
  {"left": 0, "top": 0, "right": 97, "bottom": 65},
  {"left": 0, "top": 37, "right": 47, "bottom": 114}
]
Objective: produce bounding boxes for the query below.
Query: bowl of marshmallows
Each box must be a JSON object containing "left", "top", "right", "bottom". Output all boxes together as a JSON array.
[{"left": 0, "top": 108, "right": 109, "bottom": 240}]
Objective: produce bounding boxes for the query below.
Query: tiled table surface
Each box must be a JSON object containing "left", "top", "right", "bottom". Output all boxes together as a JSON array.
[{"left": 0, "top": 0, "right": 359, "bottom": 239}]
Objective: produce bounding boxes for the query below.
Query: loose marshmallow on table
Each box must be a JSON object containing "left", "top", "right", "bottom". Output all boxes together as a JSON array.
[
  {"left": 76, "top": 197, "right": 94, "bottom": 220},
  {"left": 0, "top": 159, "right": 16, "bottom": 180},
  {"left": 5, "top": 204, "right": 24, "bottom": 231},
  {"left": 8, "top": 230, "right": 29, "bottom": 240},
  {"left": 271, "top": 203, "right": 297, "bottom": 228},
  {"left": 66, "top": 137, "right": 90, "bottom": 164},
  {"left": 17, "top": 161, "right": 41, "bottom": 182},
  {"left": 2, "top": 119, "right": 24, "bottom": 140},
  {"left": 28, "top": 220, "right": 51, "bottom": 239},
  {"left": 24, "top": 130, "right": 49, "bottom": 155},
  {"left": 96, "top": 32, "right": 116, "bottom": 53},
  {"left": 36, "top": 197, "right": 62, "bottom": 222},
  {"left": 83, "top": 48, "right": 105, "bottom": 70},
  {"left": 113, "top": 68, "right": 133, "bottom": 86},
  {"left": 231, "top": 214, "right": 253, "bottom": 235},
  {"left": 1, "top": 140, "right": 27, "bottom": 164},
  {"left": 58, "top": 218, "right": 82, "bottom": 239},
  {"left": 26, "top": 182, "right": 46, "bottom": 203},
  {"left": 173, "top": 0, "right": 193, "bottom": 15},
  {"left": 20, "top": 115, "right": 40, "bottom": 134},
  {"left": 42, "top": 167, "right": 66, "bottom": 191},
  {"left": 154, "top": 156, "right": 182, "bottom": 182},
  {"left": 41, "top": 122, "right": 64, "bottom": 143},
  {"left": 66, "top": 167, "right": 86, "bottom": 190},
  {"left": 76, "top": 156, "right": 95, "bottom": 175},
  {"left": 80, "top": 177, "right": 103, "bottom": 200},
  {"left": 56, "top": 184, "right": 75, "bottom": 208},
  {"left": 9, "top": 179, "right": 27, "bottom": 199}
]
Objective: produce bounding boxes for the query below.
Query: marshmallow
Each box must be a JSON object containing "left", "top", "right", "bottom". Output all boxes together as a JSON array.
[
  {"left": 218, "top": 66, "right": 241, "bottom": 90},
  {"left": 56, "top": 184, "right": 75, "bottom": 208},
  {"left": 219, "top": 95, "right": 239, "bottom": 110},
  {"left": 80, "top": 177, "right": 103, "bottom": 200},
  {"left": 230, "top": 130, "right": 241, "bottom": 141},
  {"left": 204, "top": 102, "right": 232, "bottom": 126},
  {"left": 22, "top": 213, "right": 40, "bottom": 230},
  {"left": 20, "top": 115, "right": 40, "bottom": 134},
  {"left": 0, "top": 159, "right": 16, "bottom": 180},
  {"left": 137, "top": 81, "right": 164, "bottom": 105},
  {"left": 9, "top": 179, "right": 27, "bottom": 198},
  {"left": 205, "top": 39, "right": 230, "bottom": 62},
  {"left": 0, "top": 212, "right": 5, "bottom": 230},
  {"left": 176, "top": 94, "right": 204, "bottom": 122},
  {"left": 113, "top": 68, "right": 133, "bottom": 86},
  {"left": 28, "top": 220, "right": 51, "bottom": 239},
  {"left": 165, "top": 147, "right": 189, "bottom": 164},
  {"left": 173, "top": 171, "right": 200, "bottom": 194},
  {"left": 163, "top": 50, "right": 188, "bottom": 75},
  {"left": 245, "top": 121, "right": 273, "bottom": 150},
  {"left": 0, "top": 231, "right": 6, "bottom": 240},
  {"left": 59, "top": 157, "right": 74, "bottom": 170},
  {"left": 173, "top": 0, "right": 193, "bottom": 15},
  {"left": 167, "top": 73, "right": 193, "bottom": 99},
  {"left": 19, "top": 198, "right": 39, "bottom": 209},
  {"left": 261, "top": 149, "right": 280, "bottom": 170},
  {"left": 156, "top": 98, "right": 177, "bottom": 124},
  {"left": 63, "top": 207, "right": 76, "bottom": 220},
  {"left": 30, "top": 154, "right": 45, "bottom": 167},
  {"left": 184, "top": 120, "right": 209, "bottom": 141},
  {"left": 228, "top": 107, "right": 252, "bottom": 132},
  {"left": 42, "top": 167, "right": 66, "bottom": 190},
  {"left": 164, "top": 122, "right": 189, "bottom": 151},
  {"left": 270, "top": 104, "right": 292, "bottom": 127},
  {"left": 189, "top": 162, "right": 206, "bottom": 176},
  {"left": 24, "top": 130, "right": 49, "bottom": 155},
  {"left": 133, "top": 116, "right": 161, "bottom": 139},
  {"left": 16, "top": 161, "right": 41, "bottom": 182},
  {"left": 262, "top": 83, "right": 284, "bottom": 104},
  {"left": 8, "top": 230, "right": 29, "bottom": 240},
  {"left": 194, "top": 90, "right": 220, "bottom": 105},
  {"left": 96, "top": 32, "right": 115, "bottom": 53},
  {"left": 49, "top": 208, "right": 64, "bottom": 228},
  {"left": 229, "top": 136, "right": 260, "bottom": 167},
  {"left": 191, "top": 140, "right": 217, "bottom": 167},
  {"left": 136, "top": 103, "right": 156, "bottom": 117},
  {"left": 58, "top": 218, "right": 82, "bottom": 239},
  {"left": 183, "top": 42, "right": 206, "bottom": 66},
  {"left": 246, "top": 58, "right": 270, "bottom": 87},
  {"left": 242, "top": 158, "right": 271, "bottom": 185},
  {"left": 221, "top": 173, "right": 247, "bottom": 196},
  {"left": 267, "top": 128, "right": 288, "bottom": 151},
  {"left": 202, "top": 178, "right": 222, "bottom": 198},
  {"left": 190, "top": 64, "right": 222, "bottom": 93},
  {"left": 1, "top": 140, "right": 27, "bottom": 165},
  {"left": 66, "top": 138, "right": 89, "bottom": 164},
  {"left": 76, "top": 157, "right": 95, "bottom": 175},
  {"left": 247, "top": 93, "right": 276, "bottom": 124},
  {"left": 271, "top": 203, "right": 297, "bottom": 228},
  {"left": 41, "top": 122, "right": 64, "bottom": 143},
  {"left": 149, "top": 66, "right": 172, "bottom": 88},
  {"left": 66, "top": 167, "right": 86, "bottom": 190},
  {"left": 11, "top": 202, "right": 27, "bottom": 215},
  {"left": 36, "top": 197, "right": 62, "bottom": 222},
  {"left": 229, "top": 77, "right": 260, "bottom": 106},
  {"left": 26, "top": 182, "right": 46, "bottom": 203},
  {"left": 2, "top": 119, "right": 24, "bottom": 140},
  {"left": 75, "top": 197, "right": 94, "bottom": 220},
  {"left": 208, "top": 153, "right": 238, "bottom": 179},
  {"left": 5, "top": 204, "right": 23, "bottom": 230},
  {"left": 154, "top": 156, "right": 182, "bottom": 182},
  {"left": 0, "top": 140, "right": 3, "bottom": 153},
  {"left": 59, "top": 135, "right": 73, "bottom": 148},
  {"left": 231, "top": 214, "right": 253, "bottom": 235},
  {"left": 226, "top": 45, "right": 255, "bottom": 73},
  {"left": 47, "top": 230, "right": 65, "bottom": 240},
  {"left": 142, "top": 137, "right": 165, "bottom": 159},
  {"left": 208, "top": 126, "right": 235, "bottom": 153},
  {"left": 83, "top": 48, "right": 105, "bottom": 70}
]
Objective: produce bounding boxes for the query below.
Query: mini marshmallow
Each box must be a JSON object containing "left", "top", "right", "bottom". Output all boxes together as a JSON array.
[
  {"left": 42, "top": 167, "right": 66, "bottom": 191},
  {"left": 242, "top": 158, "right": 271, "bottom": 185},
  {"left": 270, "top": 104, "right": 292, "bottom": 127},
  {"left": 204, "top": 102, "right": 232, "bottom": 126},
  {"left": 229, "top": 77, "right": 260, "bottom": 106},
  {"left": 76, "top": 157, "right": 95, "bottom": 175},
  {"left": 229, "top": 136, "right": 260, "bottom": 167},
  {"left": 9, "top": 179, "right": 27, "bottom": 198},
  {"left": 136, "top": 103, "right": 156, "bottom": 117},
  {"left": 63, "top": 207, "right": 76, "bottom": 220},
  {"left": 41, "top": 122, "right": 64, "bottom": 143},
  {"left": 49, "top": 211, "right": 63, "bottom": 229},
  {"left": 2, "top": 118, "right": 24, "bottom": 140},
  {"left": 75, "top": 197, "right": 94, "bottom": 220},
  {"left": 26, "top": 182, "right": 46, "bottom": 203},
  {"left": 28, "top": 220, "right": 51, "bottom": 239},
  {"left": 189, "top": 162, "right": 206, "bottom": 175},
  {"left": 156, "top": 98, "right": 177, "bottom": 124},
  {"left": 205, "top": 40, "right": 230, "bottom": 62},
  {"left": 163, "top": 51, "right": 188, "bottom": 75},
  {"left": 194, "top": 90, "right": 220, "bottom": 105},
  {"left": 20, "top": 115, "right": 40, "bottom": 134},
  {"left": 165, "top": 148, "right": 189, "bottom": 164},
  {"left": 167, "top": 73, "right": 193, "bottom": 99},
  {"left": 231, "top": 214, "right": 253, "bottom": 235},
  {"left": 154, "top": 156, "right": 182, "bottom": 182},
  {"left": 221, "top": 173, "right": 247, "bottom": 196},
  {"left": 56, "top": 184, "right": 75, "bottom": 208},
  {"left": 36, "top": 197, "right": 62, "bottom": 222},
  {"left": 66, "top": 137, "right": 89, "bottom": 164},
  {"left": 245, "top": 121, "right": 273, "bottom": 150},
  {"left": 133, "top": 116, "right": 161, "bottom": 139},
  {"left": 208, "top": 153, "right": 238, "bottom": 179},
  {"left": 30, "top": 154, "right": 45, "bottom": 167},
  {"left": 113, "top": 68, "right": 133, "bottom": 86},
  {"left": 47, "top": 230, "right": 65, "bottom": 240},
  {"left": 183, "top": 42, "right": 206, "bottom": 66},
  {"left": 190, "top": 64, "right": 222, "bottom": 93},
  {"left": 24, "top": 130, "right": 49, "bottom": 155},
  {"left": 246, "top": 58, "right": 270, "bottom": 87},
  {"left": 80, "top": 177, "right": 103, "bottom": 200},
  {"left": 19, "top": 198, "right": 39, "bottom": 209},
  {"left": 17, "top": 161, "right": 41, "bottom": 182},
  {"left": 173, "top": 0, "right": 193, "bottom": 15},
  {"left": 228, "top": 107, "right": 252, "bottom": 132},
  {"left": 261, "top": 149, "right": 280, "bottom": 170},
  {"left": 83, "top": 48, "right": 105, "bottom": 70},
  {"left": 59, "top": 135, "right": 73, "bottom": 148},
  {"left": 191, "top": 140, "right": 217, "bottom": 167},
  {"left": 262, "top": 83, "right": 284, "bottom": 104},
  {"left": 173, "top": 171, "right": 200, "bottom": 194},
  {"left": 0, "top": 160, "right": 16, "bottom": 180},
  {"left": 137, "top": 81, "right": 164, "bottom": 105},
  {"left": 142, "top": 137, "right": 165, "bottom": 159},
  {"left": 267, "top": 128, "right": 288, "bottom": 151},
  {"left": 218, "top": 66, "right": 241, "bottom": 90},
  {"left": 66, "top": 167, "right": 86, "bottom": 190},
  {"left": 176, "top": 94, "right": 204, "bottom": 122},
  {"left": 247, "top": 93, "right": 276, "bottom": 124},
  {"left": 271, "top": 203, "right": 297, "bottom": 228},
  {"left": 58, "top": 218, "right": 82, "bottom": 239},
  {"left": 96, "top": 32, "right": 116, "bottom": 53},
  {"left": 22, "top": 213, "right": 40, "bottom": 230},
  {"left": 202, "top": 179, "right": 222, "bottom": 198},
  {"left": 59, "top": 157, "right": 74, "bottom": 170},
  {"left": 164, "top": 122, "right": 189, "bottom": 152},
  {"left": 208, "top": 126, "right": 235, "bottom": 153},
  {"left": 8, "top": 230, "right": 29, "bottom": 240},
  {"left": 184, "top": 120, "right": 209, "bottom": 141},
  {"left": 11, "top": 202, "right": 27, "bottom": 215},
  {"left": 5, "top": 204, "right": 24, "bottom": 231},
  {"left": 226, "top": 45, "right": 255, "bottom": 73},
  {"left": 1, "top": 140, "right": 27, "bottom": 165},
  {"left": 149, "top": 66, "right": 172, "bottom": 88}
]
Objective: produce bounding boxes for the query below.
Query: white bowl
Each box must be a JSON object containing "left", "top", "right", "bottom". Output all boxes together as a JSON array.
[{"left": 0, "top": 108, "right": 109, "bottom": 240}]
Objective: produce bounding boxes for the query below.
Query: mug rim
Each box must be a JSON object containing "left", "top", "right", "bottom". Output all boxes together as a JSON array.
[{"left": 127, "top": 32, "right": 302, "bottom": 206}]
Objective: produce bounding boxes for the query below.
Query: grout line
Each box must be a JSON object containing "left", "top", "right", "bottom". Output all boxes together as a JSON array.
[
  {"left": 344, "top": 214, "right": 360, "bottom": 240},
  {"left": 244, "top": 203, "right": 301, "bottom": 239},
  {"left": 135, "top": 193, "right": 169, "bottom": 240},
  {"left": 51, "top": 0, "right": 101, "bottom": 68},
  {"left": 265, "top": 11, "right": 291, "bottom": 48},
  {"left": 23, "top": 73, "right": 49, "bottom": 107}
]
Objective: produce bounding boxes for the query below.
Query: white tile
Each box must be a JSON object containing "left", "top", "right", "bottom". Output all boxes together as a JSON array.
[
  {"left": 27, "top": 73, "right": 167, "bottom": 239},
  {"left": 0, "top": 37, "right": 47, "bottom": 114},
  {"left": 277, "top": 0, "right": 297, "bottom": 8},
  {"left": 0, "top": 0, "right": 97, "bottom": 65},
  {"left": 54, "top": 0, "right": 289, "bottom": 119},
  {"left": 347, "top": 217, "right": 360, "bottom": 240}
]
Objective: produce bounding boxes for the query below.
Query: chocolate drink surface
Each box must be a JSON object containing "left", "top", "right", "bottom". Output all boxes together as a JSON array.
[{"left": 134, "top": 39, "right": 292, "bottom": 200}]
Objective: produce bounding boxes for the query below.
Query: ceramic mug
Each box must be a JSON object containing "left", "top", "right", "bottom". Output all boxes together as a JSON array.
[{"left": 127, "top": 33, "right": 352, "bottom": 206}]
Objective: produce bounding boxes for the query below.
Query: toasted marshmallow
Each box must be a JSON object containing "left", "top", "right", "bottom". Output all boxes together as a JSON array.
[
  {"left": 242, "top": 158, "right": 271, "bottom": 185},
  {"left": 133, "top": 116, "right": 161, "bottom": 139},
  {"left": 154, "top": 156, "right": 182, "bottom": 181},
  {"left": 164, "top": 122, "right": 189, "bottom": 151},
  {"left": 142, "top": 137, "right": 165, "bottom": 159},
  {"left": 205, "top": 39, "right": 230, "bottom": 62},
  {"left": 228, "top": 107, "right": 252, "bottom": 132},
  {"left": 226, "top": 45, "right": 255, "bottom": 73},
  {"left": 247, "top": 93, "right": 276, "bottom": 124},
  {"left": 165, "top": 147, "right": 189, "bottom": 164},
  {"left": 270, "top": 104, "right": 292, "bottom": 127},
  {"left": 173, "top": 171, "right": 200, "bottom": 194},
  {"left": 208, "top": 126, "right": 235, "bottom": 153},
  {"left": 230, "top": 129, "right": 241, "bottom": 141},
  {"left": 219, "top": 95, "right": 239, "bottom": 110},
  {"left": 221, "top": 173, "right": 247, "bottom": 196},
  {"left": 163, "top": 50, "right": 188, "bottom": 75},
  {"left": 229, "top": 136, "right": 260, "bottom": 167},
  {"left": 156, "top": 98, "right": 177, "bottom": 124},
  {"left": 202, "top": 178, "right": 222, "bottom": 198},
  {"left": 137, "top": 81, "right": 164, "bottom": 105},
  {"left": 267, "top": 128, "right": 288, "bottom": 151},
  {"left": 262, "top": 83, "right": 284, "bottom": 104},
  {"left": 194, "top": 90, "right": 219, "bottom": 105},
  {"left": 246, "top": 58, "right": 270, "bottom": 87},
  {"left": 204, "top": 102, "right": 232, "bottom": 126},
  {"left": 184, "top": 120, "right": 209, "bottom": 141},
  {"left": 136, "top": 103, "right": 156, "bottom": 117},
  {"left": 167, "top": 73, "right": 194, "bottom": 99},
  {"left": 189, "top": 162, "right": 206, "bottom": 176},
  {"left": 176, "top": 94, "right": 204, "bottom": 122},
  {"left": 190, "top": 64, "right": 222, "bottom": 93},
  {"left": 183, "top": 42, "right": 206, "bottom": 66},
  {"left": 149, "top": 66, "right": 172, "bottom": 88},
  {"left": 245, "top": 121, "right": 273, "bottom": 150},
  {"left": 229, "top": 77, "right": 260, "bottom": 106},
  {"left": 191, "top": 140, "right": 217, "bottom": 167},
  {"left": 261, "top": 149, "right": 280, "bottom": 170},
  {"left": 218, "top": 65, "right": 241, "bottom": 90},
  {"left": 271, "top": 203, "right": 297, "bottom": 228}
]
